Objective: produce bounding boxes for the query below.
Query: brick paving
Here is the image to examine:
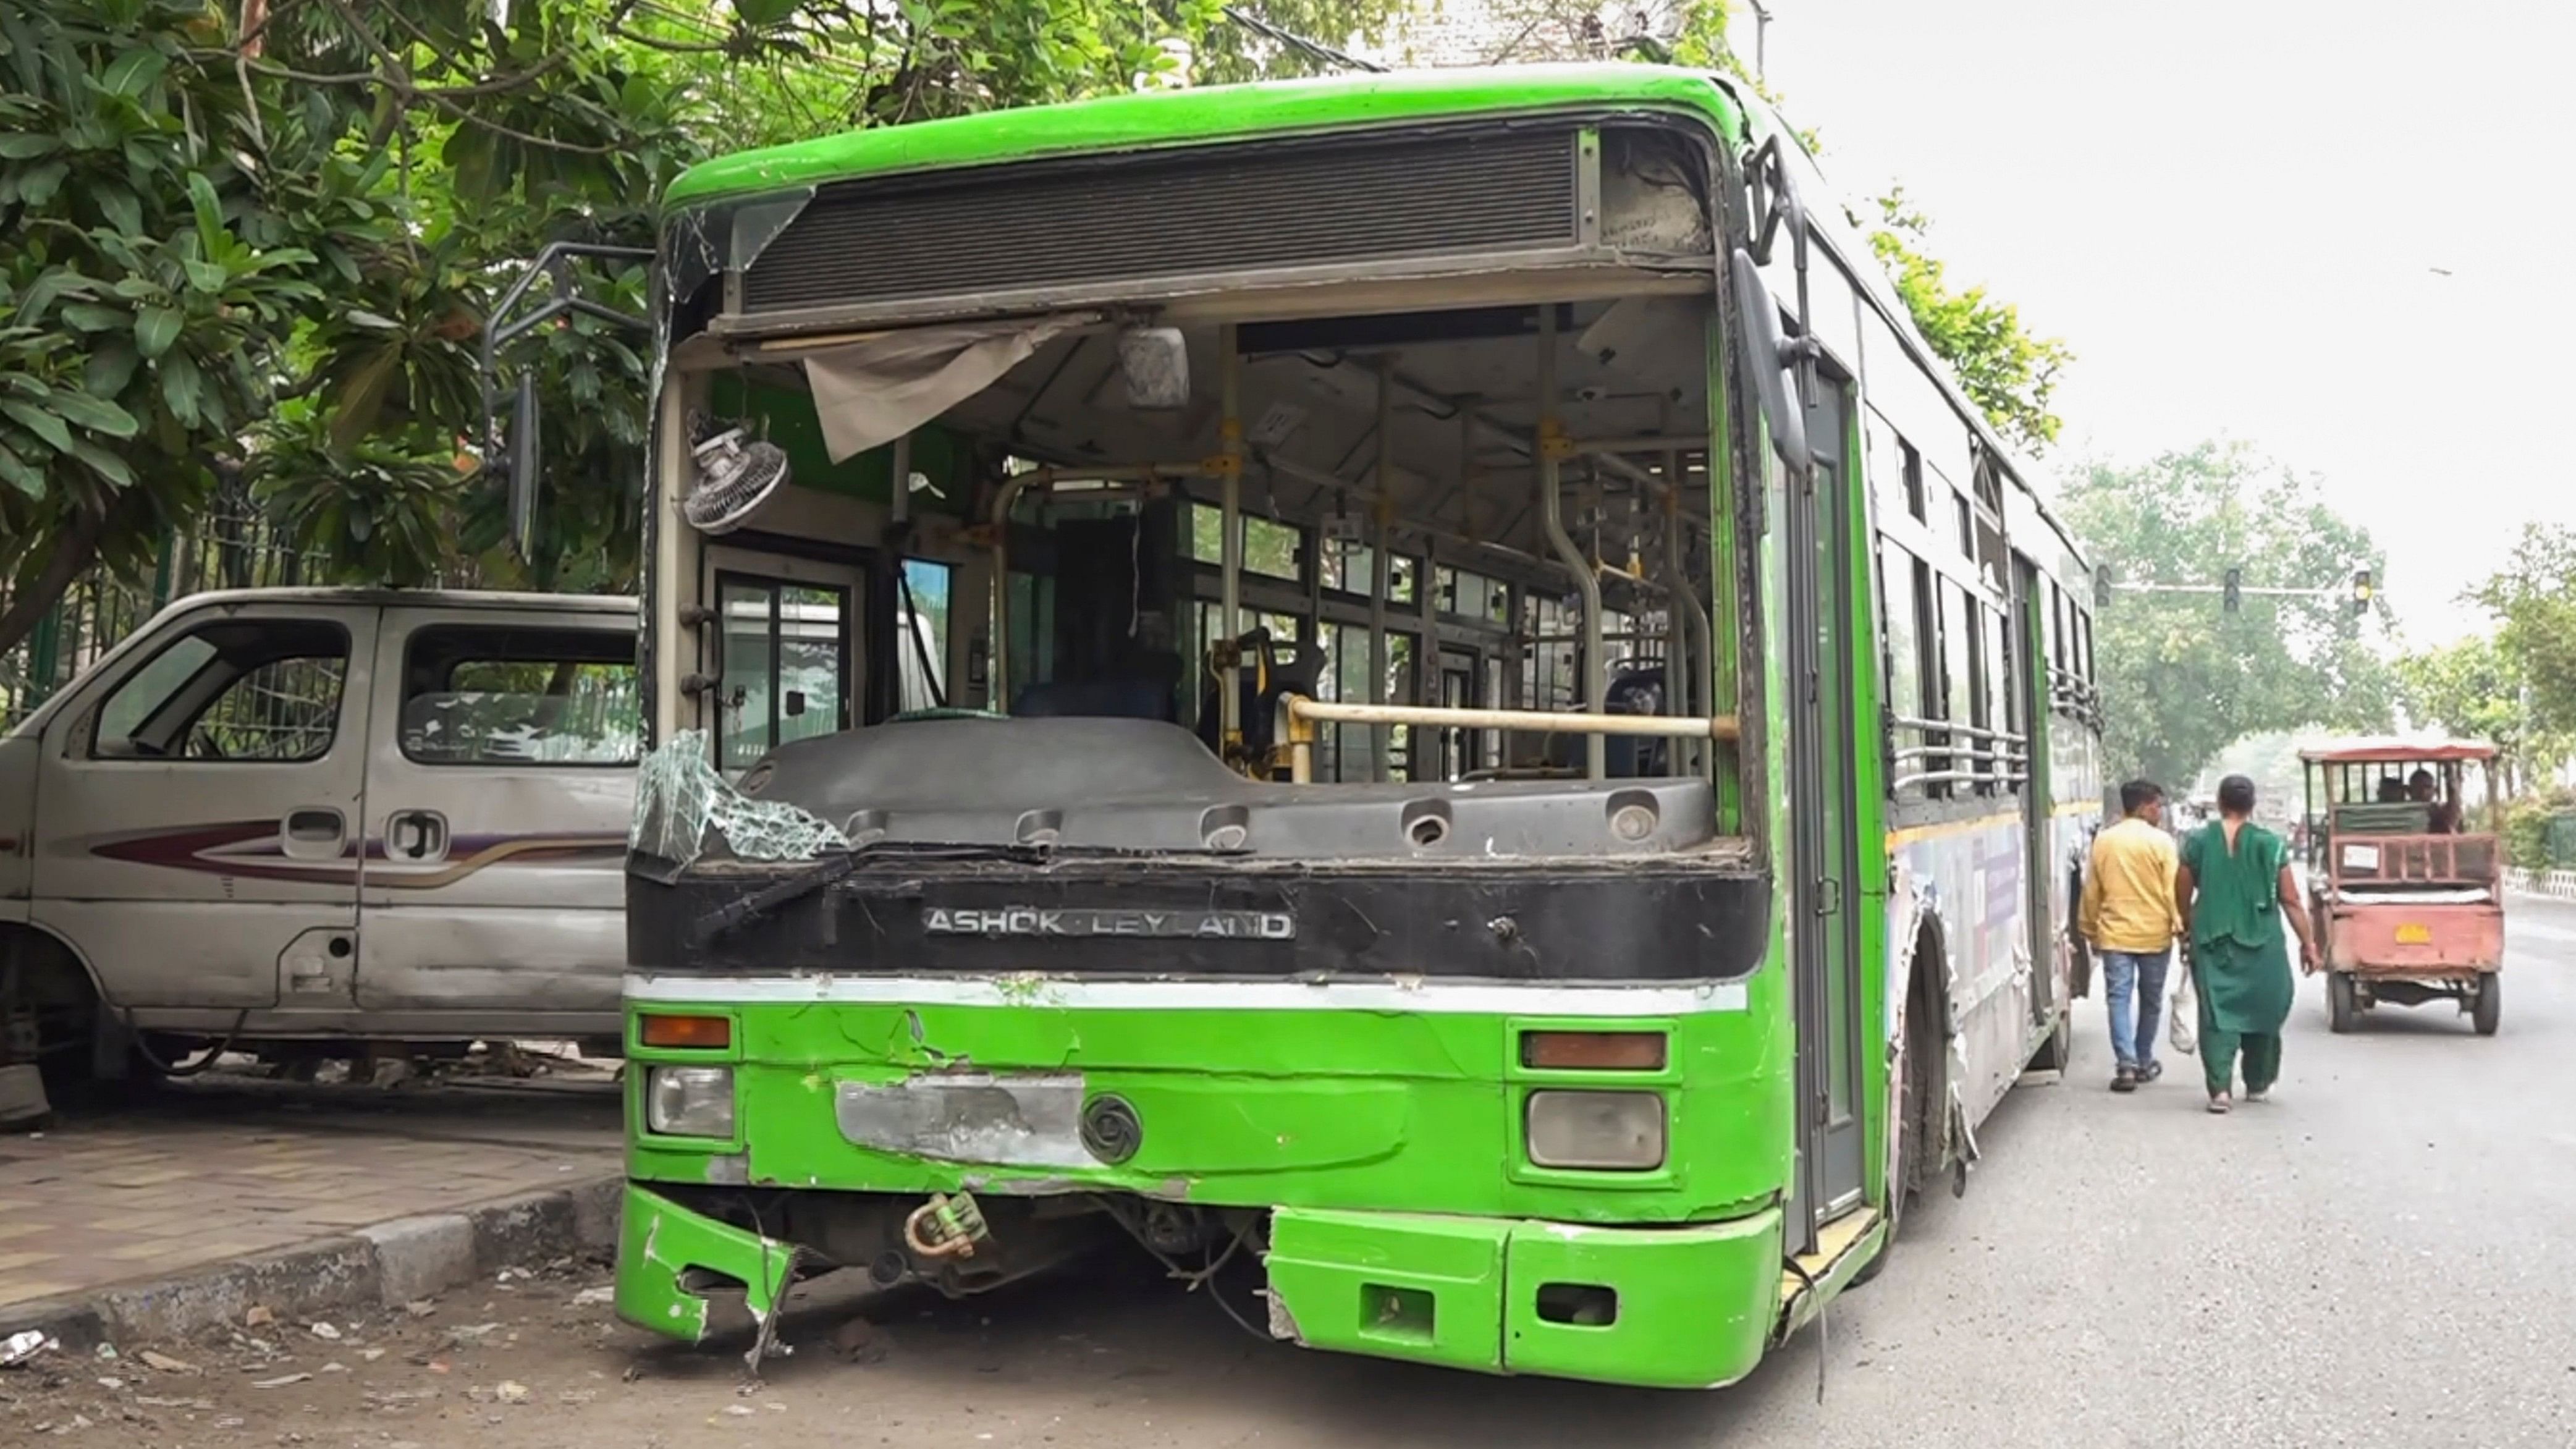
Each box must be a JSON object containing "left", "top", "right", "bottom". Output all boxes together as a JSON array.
[{"left": 0, "top": 1071, "right": 620, "bottom": 1311}]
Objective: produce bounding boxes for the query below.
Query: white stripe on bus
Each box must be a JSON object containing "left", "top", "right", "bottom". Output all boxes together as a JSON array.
[{"left": 624, "top": 973, "right": 1752, "bottom": 1015}]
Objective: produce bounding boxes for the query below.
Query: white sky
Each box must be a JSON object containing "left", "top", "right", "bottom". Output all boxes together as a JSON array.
[{"left": 1760, "top": 0, "right": 2575, "bottom": 644}]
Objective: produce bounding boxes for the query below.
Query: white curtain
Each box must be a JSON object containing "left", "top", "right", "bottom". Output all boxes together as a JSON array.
[{"left": 801, "top": 315, "right": 1090, "bottom": 462}]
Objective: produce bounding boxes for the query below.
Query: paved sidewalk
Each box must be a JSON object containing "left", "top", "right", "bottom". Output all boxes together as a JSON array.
[{"left": 0, "top": 1071, "right": 622, "bottom": 1313}]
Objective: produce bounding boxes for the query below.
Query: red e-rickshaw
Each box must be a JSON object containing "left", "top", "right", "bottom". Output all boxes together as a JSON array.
[{"left": 2299, "top": 740, "right": 2504, "bottom": 1035}]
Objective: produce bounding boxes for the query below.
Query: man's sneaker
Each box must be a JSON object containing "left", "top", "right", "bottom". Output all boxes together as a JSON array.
[
  {"left": 2111, "top": 1067, "right": 2137, "bottom": 1093},
  {"left": 2139, "top": 1060, "right": 2164, "bottom": 1084}
]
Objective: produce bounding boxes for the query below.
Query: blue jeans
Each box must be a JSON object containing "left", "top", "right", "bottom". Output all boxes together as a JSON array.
[{"left": 2101, "top": 948, "right": 2172, "bottom": 1073}]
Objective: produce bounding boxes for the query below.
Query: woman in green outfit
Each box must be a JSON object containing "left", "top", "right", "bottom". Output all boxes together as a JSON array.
[{"left": 2173, "top": 774, "right": 2321, "bottom": 1113}]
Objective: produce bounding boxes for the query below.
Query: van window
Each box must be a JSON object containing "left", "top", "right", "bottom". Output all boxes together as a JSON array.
[
  {"left": 399, "top": 625, "right": 638, "bottom": 766},
  {"left": 93, "top": 619, "right": 349, "bottom": 763}
]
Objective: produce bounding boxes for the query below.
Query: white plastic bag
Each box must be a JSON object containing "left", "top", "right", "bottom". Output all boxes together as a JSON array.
[{"left": 2167, "top": 960, "right": 2197, "bottom": 1055}]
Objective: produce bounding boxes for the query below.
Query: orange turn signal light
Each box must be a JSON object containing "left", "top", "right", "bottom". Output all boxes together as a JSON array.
[
  {"left": 1520, "top": 1030, "right": 1666, "bottom": 1071},
  {"left": 638, "top": 1013, "right": 731, "bottom": 1050}
]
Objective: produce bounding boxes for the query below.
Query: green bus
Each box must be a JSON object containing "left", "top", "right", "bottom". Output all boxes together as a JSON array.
[{"left": 609, "top": 62, "right": 2105, "bottom": 1388}]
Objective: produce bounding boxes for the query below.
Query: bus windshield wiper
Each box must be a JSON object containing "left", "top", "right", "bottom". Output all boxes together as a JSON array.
[
  {"left": 691, "top": 853, "right": 856, "bottom": 947},
  {"left": 688, "top": 840, "right": 1073, "bottom": 947}
]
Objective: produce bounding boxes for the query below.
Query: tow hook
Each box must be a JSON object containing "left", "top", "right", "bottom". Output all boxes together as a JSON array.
[{"left": 904, "top": 1192, "right": 992, "bottom": 1260}]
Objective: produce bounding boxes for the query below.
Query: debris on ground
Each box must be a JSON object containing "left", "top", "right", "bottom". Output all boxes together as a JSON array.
[
  {"left": 137, "top": 1351, "right": 193, "bottom": 1375},
  {"left": 830, "top": 1316, "right": 891, "bottom": 1364},
  {"left": 310, "top": 1322, "right": 342, "bottom": 1341},
  {"left": 243, "top": 1306, "right": 275, "bottom": 1329},
  {"left": 1, "top": 1329, "right": 56, "bottom": 1367},
  {"left": 572, "top": 1284, "right": 617, "bottom": 1307}
]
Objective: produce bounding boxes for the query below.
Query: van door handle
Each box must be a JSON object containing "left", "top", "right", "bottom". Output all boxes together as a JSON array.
[
  {"left": 387, "top": 809, "right": 449, "bottom": 863},
  {"left": 285, "top": 808, "right": 344, "bottom": 842},
  {"left": 281, "top": 808, "right": 345, "bottom": 861}
]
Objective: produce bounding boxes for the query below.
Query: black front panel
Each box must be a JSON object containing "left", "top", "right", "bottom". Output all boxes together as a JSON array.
[
  {"left": 630, "top": 859, "right": 1770, "bottom": 984},
  {"left": 741, "top": 126, "right": 1580, "bottom": 315}
]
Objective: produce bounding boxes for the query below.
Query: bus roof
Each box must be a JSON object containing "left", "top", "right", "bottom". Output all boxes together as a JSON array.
[{"left": 663, "top": 64, "right": 1744, "bottom": 208}]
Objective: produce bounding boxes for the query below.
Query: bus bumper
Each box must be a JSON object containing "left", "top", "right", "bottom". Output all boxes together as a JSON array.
[
  {"left": 616, "top": 1184, "right": 798, "bottom": 1345},
  {"left": 614, "top": 1184, "right": 1783, "bottom": 1388},
  {"left": 1263, "top": 1204, "right": 1781, "bottom": 1388}
]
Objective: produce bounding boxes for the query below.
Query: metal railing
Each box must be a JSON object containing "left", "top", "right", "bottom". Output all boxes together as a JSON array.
[
  {"left": 1888, "top": 714, "right": 2030, "bottom": 795},
  {"left": 1278, "top": 695, "right": 1740, "bottom": 785}
]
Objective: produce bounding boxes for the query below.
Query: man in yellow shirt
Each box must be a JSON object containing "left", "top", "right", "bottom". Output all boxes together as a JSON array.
[{"left": 2080, "top": 780, "right": 2184, "bottom": 1092}]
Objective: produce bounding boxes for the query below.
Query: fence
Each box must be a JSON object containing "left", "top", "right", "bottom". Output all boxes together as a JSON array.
[
  {"left": 2502, "top": 866, "right": 2576, "bottom": 902},
  {"left": 0, "top": 493, "right": 333, "bottom": 730}
]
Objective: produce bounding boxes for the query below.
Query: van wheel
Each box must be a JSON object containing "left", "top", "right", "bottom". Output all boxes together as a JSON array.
[
  {"left": 2326, "top": 972, "right": 2359, "bottom": 1034},
  {"left": 1, "top": 929, "right": 105, "bottom": 1096},
  {"left": 2471, "top": 976, "right": 2501, "bottom": 1036}
]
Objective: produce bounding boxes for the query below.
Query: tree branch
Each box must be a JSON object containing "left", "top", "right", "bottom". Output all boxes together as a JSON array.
[{"left": 0, "top": 490, "right": 156, "bottom": 661}]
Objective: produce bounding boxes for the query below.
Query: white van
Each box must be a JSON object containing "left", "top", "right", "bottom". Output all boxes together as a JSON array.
[{"left": 0, "top": 589, "right": 636, "bottom": 1083}]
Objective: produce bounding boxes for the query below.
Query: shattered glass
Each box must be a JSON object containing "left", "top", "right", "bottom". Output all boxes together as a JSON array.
[{"left": 631, "top": 730, "right": 850, "bottom": 870}]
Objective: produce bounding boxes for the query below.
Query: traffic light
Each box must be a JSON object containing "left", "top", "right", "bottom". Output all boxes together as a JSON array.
[
  {"left": 2223, "top": 567, "right": 2242, "bottom": 614},
  {"left": 2352, "top": 568, "right": 2374, "bottom": 617}
]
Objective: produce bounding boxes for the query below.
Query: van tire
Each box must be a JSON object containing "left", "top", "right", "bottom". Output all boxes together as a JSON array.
[
  {"left": 0, "top": 927, "right": 106, "bottom": 1097},
  {"left": 2471, "top": 975, "right": 2500, "bottom": 1036}
]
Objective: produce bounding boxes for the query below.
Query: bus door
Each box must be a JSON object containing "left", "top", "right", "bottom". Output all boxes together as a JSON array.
[
  {"left": 2014, "top": 557, "right": 2056, "bottom": 1024},
  {"left": 1437, "top": 647, "right": 1480, "bottom": 779},
  {"left": 701, "top": 546, "right": 864, "bottom": 780},
  {"left": 1784, "top": 366, "right": 1867, "bottom": 1243}
]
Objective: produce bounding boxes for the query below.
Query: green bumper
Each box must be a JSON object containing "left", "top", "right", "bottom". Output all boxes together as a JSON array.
[
  {"left": 1266, "top": 1204, "right": 1783, "bottom": 1388},
  {"left": 616, "top": 1184, "right": 1781, "bottom": 1387},
  {"left": 615, "top": 1184, "right": 798, "bottom": 1343}
]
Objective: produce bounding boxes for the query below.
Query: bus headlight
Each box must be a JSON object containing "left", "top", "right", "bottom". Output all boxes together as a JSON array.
[
  {"left": 647, "top": 1066, "right": 736, "bottom": 1139},
  {"left": 1525, "top": 1090, "right": 1665, "bottom": 1170}
]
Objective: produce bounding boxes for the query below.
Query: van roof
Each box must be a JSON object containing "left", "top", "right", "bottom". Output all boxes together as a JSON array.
[{"left": 161, "top": 587, "right": 637, "bottom": 614}]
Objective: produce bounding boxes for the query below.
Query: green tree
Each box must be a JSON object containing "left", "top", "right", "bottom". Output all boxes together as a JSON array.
[
  {"left": 2472, "top": 523, "right": 2576, "bottom": 740},
  {"left": 0, "top": 0, "right": 387, "bottom": 655},
  {"left": 2394, "top": 632, "right": 2561, "bottom": 798},
  {"left": 2062, "top": 441, "right": 2396, "bottom": 789},
  {"left": 1867, "top": 188, "right": 2071, "bottom": 455}
]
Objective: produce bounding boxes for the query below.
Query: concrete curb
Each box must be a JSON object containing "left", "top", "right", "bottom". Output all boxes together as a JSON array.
[{"left": 0, "top": 1173, "right": 621, "bottom": 1351}]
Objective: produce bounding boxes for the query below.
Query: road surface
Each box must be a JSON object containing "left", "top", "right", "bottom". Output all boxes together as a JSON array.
[{"left": 10, "top": 898, "right": 2575, "bottom": 1447}]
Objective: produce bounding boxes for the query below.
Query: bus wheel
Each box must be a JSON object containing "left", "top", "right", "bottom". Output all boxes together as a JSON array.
[
  {"left": 1856, "top": 955, "right": 1943, "bottom": 1288},
  {"left": 2471, "top": 975, "right": 2501, "bottom": 1036},
  {"left": 2326, "top": 972, "right": 2359, "bottom": 1034}
]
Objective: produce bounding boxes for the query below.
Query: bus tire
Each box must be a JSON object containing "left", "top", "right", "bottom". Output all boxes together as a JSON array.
[
  {"left": 2326, "top": 971, "right": 2359, "bottom": 1034},
  {"left": 2471, "top": 975, "right": 2500, "bottom": 1036}
]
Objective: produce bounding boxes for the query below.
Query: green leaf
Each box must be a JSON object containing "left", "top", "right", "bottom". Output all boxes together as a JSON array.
[
  {"left": 95, "top": 184, "right": 142, "bottom": 237},
  {"left": 160, "top": 351, "right": 202, "bottom": 428},
  {"left": 328, "top": 344, "right": 404, "bottom": 452},
  {"left": 85, "top": 341, "right": 138, "bottom": 399},
  {"left": 60, "top": 302, "right": 126, "bottom": 332},
  {"left": 1, "top": 398, "right": 71, "bottom": 452},
  {"left": 0, "top": 442, "right": 40, "bottom": 498},
  {"left": 135, "top": 305, "right": 181, "bottom": 359},
  {"left": 69, "top": 437, "right": 135, "bottom": 489},
  {"left": 101, "top": 46, "right": 169, "bottom": 97},
  {"left": 0, "top": 133, "right": 58, "bottom": 159},
  {"left": 51, "top": 387, "right": 140, "bottom": 438},
  {"left": 185, "top": 171, "right": 227, "bottom": 260},
  {"left": 733, "top": 0, "right": 804, "bottom": 26},
  {"left": 182, "top": 258, "right": 227, "bottom": 294}
]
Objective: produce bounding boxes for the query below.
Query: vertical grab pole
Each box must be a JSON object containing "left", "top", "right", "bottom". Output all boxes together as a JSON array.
[
  {"left": 1218, "top": 323, "right": 1244, "bottom": 754},
  {"left": 1670, "top": 447, "right": 1717, "bottom": 781},
  {"left": 1536, "top": 307, "right": 1605, "bottom": 780},
  {"left": 1369, "top": 354, "right": 1394, "bottom": 782}
]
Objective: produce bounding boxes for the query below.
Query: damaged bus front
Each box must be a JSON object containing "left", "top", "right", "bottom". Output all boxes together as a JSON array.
[{"left": 605, "top": 65, "right": 2026, "bottom": 1388}]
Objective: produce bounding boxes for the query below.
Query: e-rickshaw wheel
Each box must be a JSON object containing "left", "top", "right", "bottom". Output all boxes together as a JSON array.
[
  {"left": 2326, "top": 971, "right": 2360, "bottom": 1034},
  {"left": 2472, "top": 974, "right": 2501, "bottom": 1036}
]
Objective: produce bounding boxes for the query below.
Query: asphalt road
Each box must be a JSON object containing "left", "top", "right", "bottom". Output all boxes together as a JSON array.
[{"left": 12, "top": 898, "right": 2575, "bottom": 1448}]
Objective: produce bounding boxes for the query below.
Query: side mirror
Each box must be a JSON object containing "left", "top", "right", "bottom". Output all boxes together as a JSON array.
[
  {"left": 1118, "top": 325, "right": 1191, "bottom": 410},
  {"left": 507, "top": 371, "right": 540, "bottom": 559},
  {"left": 1729, "top": 248, "right": 1811, "bottom": 473}
]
